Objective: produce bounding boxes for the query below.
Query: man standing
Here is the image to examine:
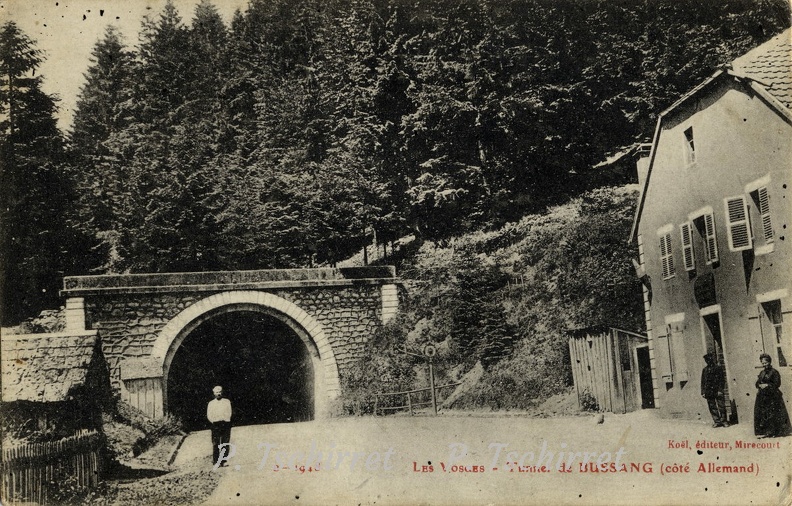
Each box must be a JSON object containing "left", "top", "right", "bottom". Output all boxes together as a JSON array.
[
  {"left": 207, "top": 385, "right": 233, "bottom": 466},
  {"left": 701, "top": 353, "right": 728, "bottom": 428}
]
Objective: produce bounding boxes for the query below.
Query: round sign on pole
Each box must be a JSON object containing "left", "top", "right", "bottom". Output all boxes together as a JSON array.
[{"left": 423, "top": 343, "right": 437, "bottom": 358}]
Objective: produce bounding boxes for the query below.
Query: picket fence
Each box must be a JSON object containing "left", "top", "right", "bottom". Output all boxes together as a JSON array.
[{"left": 1, "top": 429, "right": 102, "bottom": 505}]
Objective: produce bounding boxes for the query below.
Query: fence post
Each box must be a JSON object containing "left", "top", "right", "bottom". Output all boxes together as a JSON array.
[
  {"left": 429, "top": 359, "right": 438, "bottom": 416},
  {"left": 407, "top": 392, "right": 413, "bottom": 416}
]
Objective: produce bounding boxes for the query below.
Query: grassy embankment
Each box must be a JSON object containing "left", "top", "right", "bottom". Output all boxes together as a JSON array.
[{"left": 341, "top": 185, "right": 644, "bottom": 415}]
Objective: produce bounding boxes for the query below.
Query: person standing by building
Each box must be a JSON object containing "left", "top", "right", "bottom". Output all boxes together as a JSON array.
[
  {"left": 701, "top": 353, "right": 728, "bottom": 428},
  {"left": 207, "top": 385, "right": 233, "bottom": 466},
  {"left": 754, "top": 354, "right": 791, "bottom": 438}
]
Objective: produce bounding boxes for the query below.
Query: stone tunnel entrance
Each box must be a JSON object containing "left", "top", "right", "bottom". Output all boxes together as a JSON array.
[
  {"left": 167, "top": 310, "right": 315, "bottom": 431},
  {"left": 60, "top": 268, "right": 400, "bottom": 420}
]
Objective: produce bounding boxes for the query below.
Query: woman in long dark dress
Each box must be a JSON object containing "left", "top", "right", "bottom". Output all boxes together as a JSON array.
[{"left": 754, "top": 353, "right": 791, "bottom": 438}]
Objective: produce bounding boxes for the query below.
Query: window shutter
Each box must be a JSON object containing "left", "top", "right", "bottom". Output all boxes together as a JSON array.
[
  {"left": 703, "top": 213, "right": 719, "bottom": 264},
  {"left": 754, "top": 306, "right": 767, "bottom": 359},
  {"left": 670, "top": 323, "right": 688, "bottom": 382},
  {"left": 680, "top": 222, "right": 695, "bottom": 271},
  {"left": 725, "top": 196, "right": 752, "bottom": 251},
  {"left": 757, "top": 187, "right": 773, "bottom": 243},
  {"left": 660, "top": 234, "right": 675, "bottom": 279},
  {"left": 656, "top": 333, "right": 673, "bottom": 382}
]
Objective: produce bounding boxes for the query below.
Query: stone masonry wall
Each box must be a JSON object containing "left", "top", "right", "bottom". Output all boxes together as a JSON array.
[{"left": 84, "top": 286, "right": 384, "bottom": 389}]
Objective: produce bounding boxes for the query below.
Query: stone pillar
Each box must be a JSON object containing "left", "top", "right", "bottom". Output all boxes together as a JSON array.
[
  {"left": 65, "top": 297, "right": 86, "bottom": 331},
  {"left": 381, "top": 284, "right": 399, "bottom": 323}
]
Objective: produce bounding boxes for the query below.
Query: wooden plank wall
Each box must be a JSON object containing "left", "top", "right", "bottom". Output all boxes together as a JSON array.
[
  {"left": 1, "top": 429, "right": 102, "bottom": 505},
  {"left": 569, "top": 332, "right": 615, "bottom": 412},
  {"left": 122, "top": 377, "right": 164, "bottom": 418},
  {"left": 570, "top": 329, "right": 650, "bottom": 414}
]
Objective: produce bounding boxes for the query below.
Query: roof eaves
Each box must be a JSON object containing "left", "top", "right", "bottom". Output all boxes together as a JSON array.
[
  {"left": 628, "top": 65, "right": 792, "bottom": 242},
  {"left": 629, "top": 70, "right": 729, "bottom": 243},
  {"left": 628, "top": 116, "right": 662, "bottom": 243},
  {"left": 659, "top": 70, "right": 727, "bottom": 118},
  {"left": 729, "top": 70, "right": 792, "bottom": 125}
]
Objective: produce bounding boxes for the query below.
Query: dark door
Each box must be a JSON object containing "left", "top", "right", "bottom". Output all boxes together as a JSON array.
[
  {"left": 702, "top": 312, "right": 737, "bottom": 423},
  {"left": 636, "top": 346, "right": 655, "bottom": 409}
]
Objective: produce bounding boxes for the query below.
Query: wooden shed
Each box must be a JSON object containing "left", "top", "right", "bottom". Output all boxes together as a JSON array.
[{"left": 568, "top": 326, "right": 653, "bottom": 414}]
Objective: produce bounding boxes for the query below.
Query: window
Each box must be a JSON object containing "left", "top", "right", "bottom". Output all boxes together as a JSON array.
[
  {"left": 730, "top": 175, "right": 777, "bottom": 255},
  {"left": 659, "top": 232, "right": 675, "bottom": 279},
  {"left": 702, "top": 213, "right": 719, "bottom": 264},
  {"left": 724, "top": 196, "right": 752, "bottom": 251},
  {"left": 689, "top": 208, "right": 719, "bottom": 266},
  {"left": 749, "top": 186, "right": 774, "bottom": 244},
  {"left": 680, "top": 222, "right": 695, "bottom": 271},
  {"left": 761, "top": 300, "right": 787, "bottom": 367},
  {"left": 683, "top": 127, "right": 696, "bottom": 165}
]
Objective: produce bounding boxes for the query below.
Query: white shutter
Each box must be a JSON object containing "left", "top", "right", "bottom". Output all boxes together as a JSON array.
[
  {"left": 669, "top": 322, "right": 688, "bottom": 382},
  {"left": 680, "top": 222, "right": 695, "bottom": 271},
  {"left": 757, "top": 187, "right": 773, "bottom": 243},
  {"left": 703, "top": 213, "right": 719, "bottom": 264},
  {"left": 660, "top": 233, "right": 675, "bottom": 279},
  {"left": 725, "top": 196, "right": 752, "bottom": 251},
  {"left": 656, "top": 333, "right": 673, "bottom": 382}
]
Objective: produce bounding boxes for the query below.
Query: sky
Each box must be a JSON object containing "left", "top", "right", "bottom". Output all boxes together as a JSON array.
[{"left": 2, "top": 0, "right": 250, "bottom": 131}]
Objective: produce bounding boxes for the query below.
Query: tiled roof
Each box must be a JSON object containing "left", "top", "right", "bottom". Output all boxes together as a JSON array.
[
  {"left": 732, "top": 28, "right": 792, "bottom": 110},
  {"left": 1, "top": 332, "right": 98, "bottom": 403},
  {"left": 630, "top": 29, "right": 792, "bottom": 242}
]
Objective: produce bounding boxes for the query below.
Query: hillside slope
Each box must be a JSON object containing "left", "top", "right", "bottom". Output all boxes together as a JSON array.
[{"left": 341, "top": 185, "right": 643, "bottom": 412}]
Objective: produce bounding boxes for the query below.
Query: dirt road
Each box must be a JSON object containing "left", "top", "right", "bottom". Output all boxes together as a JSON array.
[{"left": 173, "top": 410, "right": 790, "bottom": 506}]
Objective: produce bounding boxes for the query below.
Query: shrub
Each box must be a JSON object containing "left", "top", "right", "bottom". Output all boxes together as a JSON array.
[
  {"left": 339, "top": 316, "right": 417, "bottom": 415},
  {"left": 580, "top": 390, "right": 600, "bottom": 412},
  {"left": 46, "top": 475, "right": 115, "bottom": 506}
]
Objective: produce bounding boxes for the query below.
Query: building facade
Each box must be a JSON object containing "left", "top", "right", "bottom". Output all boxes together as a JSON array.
[{"left": 631, "top": 30, "right": 792, "bottom": 423}]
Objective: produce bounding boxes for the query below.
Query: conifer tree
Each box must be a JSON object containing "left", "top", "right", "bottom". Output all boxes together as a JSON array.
[
  {"left": 69, "top": 26, "right": 134, "bottom": 269},
  {"left": 0, "top": 21, "right": 68, "bottom": 324}
]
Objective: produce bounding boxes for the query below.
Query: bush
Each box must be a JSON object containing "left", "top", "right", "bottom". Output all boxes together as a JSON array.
[
  {"left": 580, "top": 390, "right": 600, "bottom": 412},
  {"left": 104, "top": 401, "right": 185, "bottom": 459},
  {"left": 46, "top": 475, "right": 115, "bottom": 506},
  {"left": 17, "top": 308, "right": 66, "bottom": 333},
  {"left": 339, "top": 316, "right": 417, "bottom": 415}
]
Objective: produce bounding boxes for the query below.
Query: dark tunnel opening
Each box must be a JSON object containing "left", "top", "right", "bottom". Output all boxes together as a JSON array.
[{"left": 167, "top": 310, "right": 314, "bottom": 431}]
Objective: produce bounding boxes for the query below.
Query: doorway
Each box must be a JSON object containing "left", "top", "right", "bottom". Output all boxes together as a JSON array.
[
  {"left": 636, "top": 346, "right": 655, "bottom": 409},
  {"left": 701, "top": 310, "right": 737, "bottom": 423}
]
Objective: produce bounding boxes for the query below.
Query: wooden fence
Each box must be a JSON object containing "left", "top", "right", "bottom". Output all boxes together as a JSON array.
[
  {"left": 1, "top": 429, "right": 103, "bottom": 505},
  {"left": 374, "top": 383, "right": 462, "bottom": 416}
]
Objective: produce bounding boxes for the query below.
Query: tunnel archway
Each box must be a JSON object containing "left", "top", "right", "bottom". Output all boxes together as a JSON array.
[
  {"left": 167, "top": 310, "right": 314, "bottom": 430},
  {"left": 148, "top": 291, "right": 341, "bottom": 423}
]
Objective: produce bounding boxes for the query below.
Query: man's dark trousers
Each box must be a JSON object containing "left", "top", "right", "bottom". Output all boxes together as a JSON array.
[
  {"left": 211, "top": 421, "right": 231, "bottom": 465},
  {"left": 707, "top": 396, "right": 727, "bottom": 426}
]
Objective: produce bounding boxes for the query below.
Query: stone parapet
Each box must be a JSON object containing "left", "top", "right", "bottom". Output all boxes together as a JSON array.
[{"left": 62, "top": 267, "right": 397, "bottom": 296}]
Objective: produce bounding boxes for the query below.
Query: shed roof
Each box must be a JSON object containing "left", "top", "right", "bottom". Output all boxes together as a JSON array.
[
  {"left": 630, "top": 29, "right": 792, "bottom": 242},
  {"left": 1, "top": 331, "right": 99, "bottom": 403}
]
